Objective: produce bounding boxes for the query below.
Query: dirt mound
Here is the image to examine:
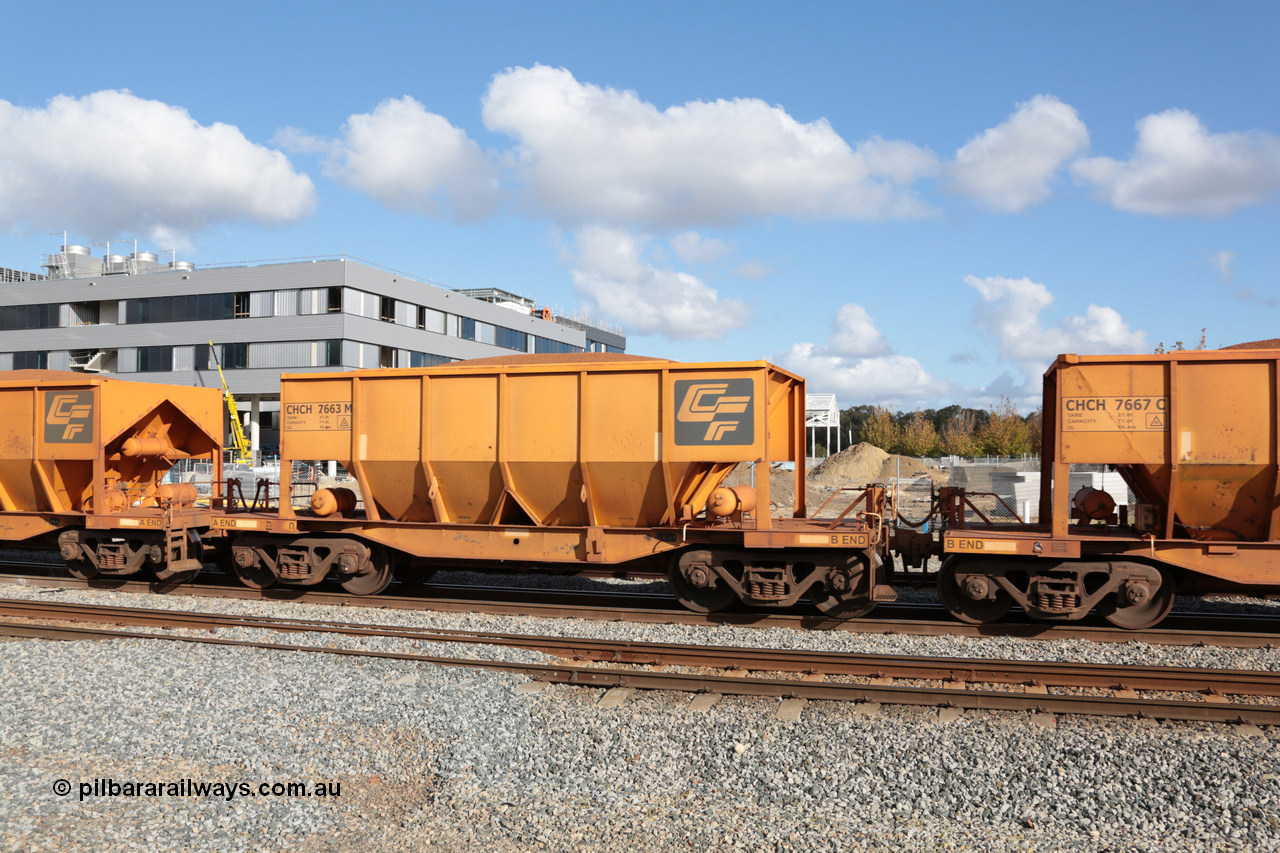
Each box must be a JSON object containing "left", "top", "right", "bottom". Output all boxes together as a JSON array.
[
  {"left": 809, "top": 443, "right": 890, "bottom": 486},
  {"left": 877, "top": 456, "right": 930, "bottom": 481}
]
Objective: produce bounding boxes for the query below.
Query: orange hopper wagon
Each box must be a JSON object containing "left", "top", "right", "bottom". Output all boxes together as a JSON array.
[
  {"left": 0, "top": 370, "right": 223, "bottom": 581},
  {"left": 227, "top": 354, "right": 889, "bottom": 612}
]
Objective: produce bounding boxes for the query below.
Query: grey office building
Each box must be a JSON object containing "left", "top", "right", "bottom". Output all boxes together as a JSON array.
[{"left": 0, "top": 246, "right": 626, "bottom": 455}]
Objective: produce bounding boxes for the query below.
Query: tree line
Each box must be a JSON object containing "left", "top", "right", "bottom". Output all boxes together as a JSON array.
[{"left": 821, "top": 400, "right": 1042, "bottom": 458}]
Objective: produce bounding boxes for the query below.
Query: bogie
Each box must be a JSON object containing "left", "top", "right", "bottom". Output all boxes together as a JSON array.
[
  {"left": 938, "top": 556, "right": 1178, "bottom": 629},
  {"left": 668, "top": 548, "right": 880, "bottom": 617}
]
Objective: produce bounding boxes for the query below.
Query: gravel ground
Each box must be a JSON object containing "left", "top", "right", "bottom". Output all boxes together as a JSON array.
[{"left": 1, "top": 568, "right": 1279, "bottom": 851}]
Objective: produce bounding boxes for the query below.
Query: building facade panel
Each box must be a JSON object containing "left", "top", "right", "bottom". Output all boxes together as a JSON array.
[
  {"left": 249, "top": 291, "right": 274, "bottom": 317},
  {"left": 274, "top": 289, "right": 299, "bottom": 316},
  {"left": 0, "top": 251, "right": 626, "bottom": 455}
]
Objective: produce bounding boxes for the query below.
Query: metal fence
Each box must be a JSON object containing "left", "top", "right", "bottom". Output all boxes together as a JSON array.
[
  {"left": 163, "top": 458, "right": 323, "bottom": 508},
  {"left": 723, "top": 458, "right": 1135, "bottom": 528}
]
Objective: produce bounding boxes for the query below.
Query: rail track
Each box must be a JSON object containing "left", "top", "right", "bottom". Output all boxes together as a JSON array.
[
  {"left": 2, "top": 567, "right": 1278, "bottom": 649},
  {"left": 2, "top": 597, "right": 1278, "bottom": 726}
]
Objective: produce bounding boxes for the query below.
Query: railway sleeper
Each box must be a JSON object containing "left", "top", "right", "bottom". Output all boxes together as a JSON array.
[{"left": 941, "top": 557, "right": 1176, "bottom": 629}]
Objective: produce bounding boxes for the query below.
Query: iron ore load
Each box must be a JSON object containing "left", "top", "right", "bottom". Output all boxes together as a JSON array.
[{"left": 4, "top": 346, "right": 1279, "bottom": 630}]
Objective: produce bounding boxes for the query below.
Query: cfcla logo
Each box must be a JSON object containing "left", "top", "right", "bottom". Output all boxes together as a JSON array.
[
  {"left": 673, "top": 379, "right": 754, "bottom": 446},
  {"left": 45, "top": 392, "right": 94, "bottom": 443}
]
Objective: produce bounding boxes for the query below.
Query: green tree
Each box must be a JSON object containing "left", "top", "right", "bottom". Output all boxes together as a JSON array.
[
  {"left": 840, "top": 405, "right": 879, "bottom": 445},
  {"left": 940, "top": 410, "right": 980, "bottom": 457},
  {"left": 895, "top": 410, "right": 940, "bottom": 457},
  {"left": 859, "top": 406, "right": 900, "bottom": 451},
  {"left": 1026, "top": 408, "right": 1043, "bottom": 455},
  {"left": 975, "top": 397, "right": 1032, "bottom": 456}
]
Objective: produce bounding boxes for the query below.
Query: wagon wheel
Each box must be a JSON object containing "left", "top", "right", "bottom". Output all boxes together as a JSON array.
[
  {"left": 341, "top": 545, "right": 395, "bottom": 596},
  {"left": 57, "top": 533, "right": 97, "bottom": 580},
  {"left": 153, "top": 532, "right": 203, "bottom": 585},
  {"left": 153, "top": 565, "right": 201, "bottom": 585},
  {"left": 223, "top": 547, "right": 277, "bottom": 590},
  {"left": 63, "top": 557, "right": 98, "bottom": 580},
  {"left": 938, "top": 557, "right": 1013, "bottom": 624},
  {"left": 808, "top": 583, "right": 876, "bottom": 618},
  {"left": 807, "top": 559, "right": 876, "bottom": 618},
  {"left": 668, "top": 552, "right": 736, "bottom": 613},
  {"left": 1100, "top": 567, "right": 1176, "bottom": 630}
]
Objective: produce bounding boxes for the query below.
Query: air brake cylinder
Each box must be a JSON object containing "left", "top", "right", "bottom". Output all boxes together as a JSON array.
[
  {"left": 311, "top": 487, "right": 358, "bottom": 517},
  {"left": 153, "top": 483, "right": 198, "bottom": 506},
  {"left": 1072, "top": 486, "right": 1116, "bottom": 521},
  {"left": 707, "top": 485, "right": 757, "bottom": 518},
  {"left": 122, "top": 436, "right": 189, "bottom": 458}
]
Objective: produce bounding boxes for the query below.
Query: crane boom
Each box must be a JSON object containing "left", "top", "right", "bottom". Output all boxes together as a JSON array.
[{"left": 209, "top": 341, "right": 252, "bottom": 463}]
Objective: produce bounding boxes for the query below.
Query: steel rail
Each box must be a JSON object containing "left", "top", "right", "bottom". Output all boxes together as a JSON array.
[
  {"left": 3, "top": 598, "right": 1279, "bottom": 698},
  {"left": 2, "top": 571, "right": 1278, "bottom": 649},
  {"left": 1, "top": 618, "right": 1275, "bottom": 725}
]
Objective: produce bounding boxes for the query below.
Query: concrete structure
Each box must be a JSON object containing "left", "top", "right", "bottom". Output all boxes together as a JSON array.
[{"left": 0, "top": 248, "right": 626, "bottom": 457}]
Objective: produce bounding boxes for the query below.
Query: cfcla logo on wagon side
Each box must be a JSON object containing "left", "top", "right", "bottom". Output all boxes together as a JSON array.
[
  {"left": 673, "top": 379, "right": 754, "bottom": 445},
  {"left": 45, "top": 391, "right": 94, "bottom": 443}
]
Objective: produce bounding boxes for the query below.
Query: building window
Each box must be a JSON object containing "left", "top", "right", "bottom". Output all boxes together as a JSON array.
[
  {"left": 588, "top": 340, "right": 624, "bottom": 354},
  {"left": 535, "top": 337, "right": 584, "bottom": 354},
  {"left": 495, "top": 326, "right": 528, "bottom": 352},
  {"left": 410, "top": 352, "right": 453, "bottom": 368},
  {"left": 221, "top": 343, "right": 247, "bottom": 369},
  {"left": 13, "top": 351, "right": 48, "bottom": 369},
  {"left": 418, "top": 306, "right": 445, "bottom": 333},
  {"left": 70, "top": 302, "right": 100, "bottom": 325},
  {"left": 378, "top": 346, "right": 397, "bottom": 368},
  {"left": 459, "top": 317, "right": 476, "bottom": 340},
  {"left": 126, "top": 293, "right": 235, "bottom": 324},
  {"left": 1, "top": 304, "right": 58, "bottom": 332},
  {"left": 137, "top": 346, "right": 173, "bottom": 372},
  {"left": 327, "top": 287, "right": 342, "bottom": 312},
  {"left": 380, "top": 296, "right": 396, "bottom": 322},
  {"left": 324, "top": 340, "right": 342, "bottom": 367},
  {"left": 234, "top": 292, "right": 251, "bottom": 318}
]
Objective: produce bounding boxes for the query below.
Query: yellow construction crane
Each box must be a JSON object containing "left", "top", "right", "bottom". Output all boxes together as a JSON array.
[{"left": 209, "top": 341, "right": 252, "bottom": 464}]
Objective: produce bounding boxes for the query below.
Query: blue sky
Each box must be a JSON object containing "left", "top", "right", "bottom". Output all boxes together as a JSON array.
[{"left": 2, "top": 1, "right": 1277, "bottom": 410}]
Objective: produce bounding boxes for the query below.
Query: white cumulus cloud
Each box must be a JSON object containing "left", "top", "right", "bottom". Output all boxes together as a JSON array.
[
  {"left": 482, "top": 65, "right": 939, "bottom": 228},
  {"left": 279, "top": 96, "right": 499, "bottom": 221},
  {"left": 1072, "top": 110, "right": 1280, "bottom": 216},
  {"left": 567, "top": 226, "right": 751, "bottom": 341},
  {"left": 1210, "top": 249, "right": 1236, "bottom": 281},
  {"left": 733, "top": 259, "right": 774, "bottom": 280},
  {"left": 1208, "top": 249, "right": 1275, "bottom": 305},
  {"left": 671, "top": 231, "right": 731, "bottom": 265},
  {"left": 965, "top": 275, "right": 1147, "bottom": 374},
  {"left": 948, "top": 95, "right": 1089, "bottom": 212},
  {"left": 0, "top": 90, "right": 316, "bottom": 241},
  {"left": 826, "top": 303, "right": 890, "bottom": 358},
  {"left": 777, "top": 303, "right": 945, "bottom": 405},
  {"left": 780, "top": 344, "right": 946, "bottom": 407}
]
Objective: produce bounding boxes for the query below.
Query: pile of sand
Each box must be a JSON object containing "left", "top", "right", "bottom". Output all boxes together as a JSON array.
[
  {"left": 807, "top": 443, "right": 945, "bottom": 487},
  {"left": 809, "top": 443, "right": 890, "bottom": 486},
  {"left": 876, "top": 455, "right": 930, "bottom": 481}
]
